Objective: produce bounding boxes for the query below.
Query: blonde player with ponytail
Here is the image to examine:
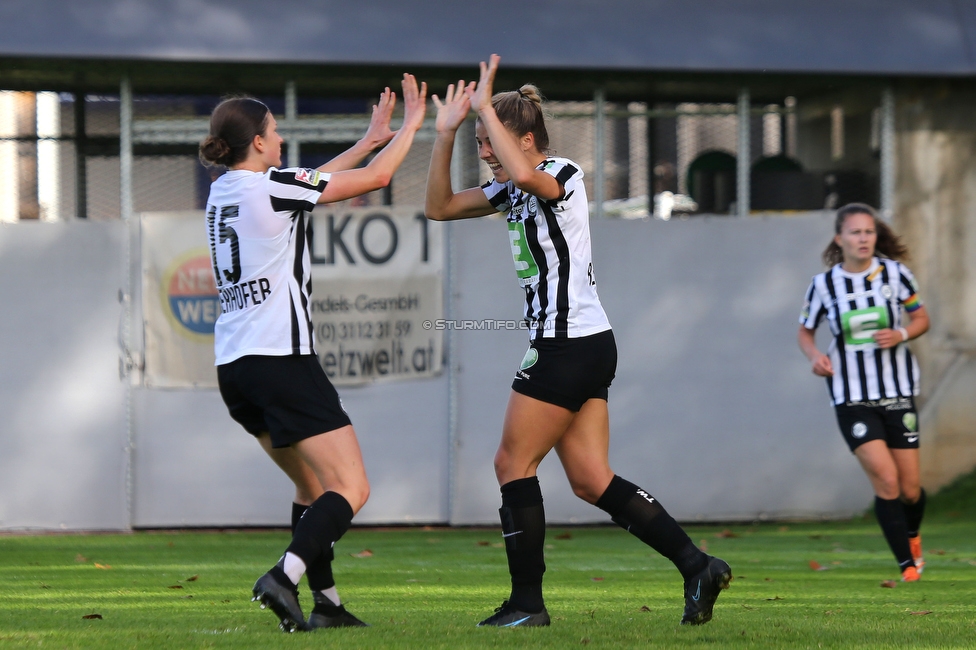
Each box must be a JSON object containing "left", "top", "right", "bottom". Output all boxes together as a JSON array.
[{"left": 425, "top": 55, "right": 730, "bottom": 628}]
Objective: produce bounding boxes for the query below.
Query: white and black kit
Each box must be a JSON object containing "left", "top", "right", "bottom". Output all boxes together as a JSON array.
[
  {"left": 800, "top": 257, "right": 924, "bottom": 451},
  {"left": 483, "top": 157, "right": 615, "bottom": 409},
  {"left": 206, "top": 167, "right": 350, "bottom": 447}
]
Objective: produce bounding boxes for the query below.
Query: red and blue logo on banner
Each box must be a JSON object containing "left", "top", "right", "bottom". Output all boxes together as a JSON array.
[{"left": 164, "top": 253, "right": 219, "bottom": 336}]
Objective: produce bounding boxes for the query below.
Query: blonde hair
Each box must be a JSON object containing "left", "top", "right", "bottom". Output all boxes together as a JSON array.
[{"left": 488, "top": 84, "right": 549, "bottom": 152}]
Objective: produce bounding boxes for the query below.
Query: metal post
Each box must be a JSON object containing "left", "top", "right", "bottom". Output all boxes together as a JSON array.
[
  {"left": 120, "top": 76, "right": 133, "bottom": 222},
  {"left": 736, "top": 87, "right": 751, "bottom": 217},
  {"left": 119, "top": 75, "right": 136, "bottom": 530},
  {"left": 74, "top": 93, "right": 87, "bottom": 219},
  {"left": 880, "top": 87, "right": 895, "bottom": 221},
  {"left": 285, "top": 81, "right": 300, "bottom": 168},
  {"left": 594, "top": 89, "right": 605, "bottom": 218}
]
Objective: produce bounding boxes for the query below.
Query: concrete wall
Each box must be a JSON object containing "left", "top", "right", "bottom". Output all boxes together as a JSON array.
[
  {"left": 895, "top": 85, "right": 976, "bottom": 491},
  {"left": 0, "top": 212, "right": 907, "bottom": 530}
]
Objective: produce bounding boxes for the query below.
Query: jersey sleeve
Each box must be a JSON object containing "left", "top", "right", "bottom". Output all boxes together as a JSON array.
[
  {"left": 481, "top": 179, "right": 512, "bottom": 212},
  {"left": 799, "top": 277, "right": 827, "bottom": 328},
  {"left": 540, "top": 159, "right": 583, "bottom": 204},
  {"left": 266, "top": 167, "right": 330, "bottom": 216},
  {"left": 896, "top": 263, "right": 923, "bottom": 312}
]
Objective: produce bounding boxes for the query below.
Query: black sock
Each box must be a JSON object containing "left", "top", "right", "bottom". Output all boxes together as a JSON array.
[
  {"left": 874, "top": 496, "right": 915, "bottom": 570},
  {"left": 499, "top": 477, "right": 546, "bottom": 613},
  {"left": 902, "top": 489, "right": 926, "bottom": 538},
  {"left": 291, "top": 502, "right": 309, "bottom": 535},
  {"left": 595, "top": 475, "right": 707, "bottom": 580},
  {"left": 286, "top": 491, "right": 353, "bottom": 567}
]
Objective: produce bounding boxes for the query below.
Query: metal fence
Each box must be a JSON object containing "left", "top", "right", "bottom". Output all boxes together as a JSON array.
[{"left": 0, "top": 82, "right": 896, "bottom": 224}]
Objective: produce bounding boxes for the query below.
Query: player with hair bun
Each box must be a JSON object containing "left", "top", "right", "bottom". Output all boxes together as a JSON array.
[
  {"left": 200, "top": 75, "right": 426, "bottom": 632},
  {"left": 798, "top": 203, "right": 930, "bottom": 582},
  {"left": 425, "top": 54, "right": 731, "bottom": 628}
]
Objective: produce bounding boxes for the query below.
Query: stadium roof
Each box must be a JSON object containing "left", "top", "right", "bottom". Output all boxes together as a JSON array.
[
  {"left": 1, "top": 0, "right": 974, "bottom": 99},
  {"left": 3, "top": 0, "right": 975, "bottom": 75}
]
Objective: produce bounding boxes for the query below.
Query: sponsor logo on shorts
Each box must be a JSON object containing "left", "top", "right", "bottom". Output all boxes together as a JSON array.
[
  {"left": 515, "top": 369, "right": 530, "bottom": 381},
  {"left": 906, "top": 436, "right": 918, "bottom": 443},
  {"left": 852, "top": 422, "right": 868, "bottom": 439},
  {"left": 520, "top": 348, "right": 539, "bottom": 371},
  {"left": 902, "top": 412, "right": 917, "bottom": 432}
]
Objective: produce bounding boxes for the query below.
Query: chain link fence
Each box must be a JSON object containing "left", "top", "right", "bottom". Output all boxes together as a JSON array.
[{"left": 0, "top": 85, "right": 888, "bottom": 222}]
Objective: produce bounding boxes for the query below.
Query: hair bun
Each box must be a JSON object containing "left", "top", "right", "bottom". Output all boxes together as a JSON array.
[
  {"left": 518, "top": 84, "right": 543, "bottom": 107},
  {"left": 199, "top": 135, "right": 231, "bottom": 166}
]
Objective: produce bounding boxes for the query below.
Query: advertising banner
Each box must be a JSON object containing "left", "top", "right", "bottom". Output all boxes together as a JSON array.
[{"left": 141, "top": 207, "right": 444, "bottom": 388}]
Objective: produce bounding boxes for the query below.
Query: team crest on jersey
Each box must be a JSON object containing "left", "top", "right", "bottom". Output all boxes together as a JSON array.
[
  {"left": 880, "top": 284, "right": 893, "bottom": 300},
  {"left": 161, "top": 249, "right": 220, "bottom": 340},
  {"left": 295, "top": 168, "right": 320, "bottom": 186}
]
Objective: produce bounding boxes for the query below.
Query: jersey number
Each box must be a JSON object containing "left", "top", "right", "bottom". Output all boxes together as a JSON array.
[{"left": 207, "top": 204, "right": 241, "bottom": 286}]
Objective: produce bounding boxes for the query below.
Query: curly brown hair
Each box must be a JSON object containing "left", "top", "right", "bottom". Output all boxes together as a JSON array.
[{"left": 822, "top": 202, "right": 909, "bottom": 267}]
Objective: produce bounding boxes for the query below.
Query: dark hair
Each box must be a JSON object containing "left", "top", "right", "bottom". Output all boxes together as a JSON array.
[
  {"left": 487, "top": 84, "right": 549, "bottom": 153},
  {"left": 199, "top": 97, "right": 271, "bottom": 167},
  {"left": 822, "top": 202, "right": 909, "bottom": 266}
]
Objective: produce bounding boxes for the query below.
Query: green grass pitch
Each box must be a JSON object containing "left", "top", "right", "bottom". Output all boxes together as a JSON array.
[{"left": 2, "top": 513, "right": 975, "bottom": 649}]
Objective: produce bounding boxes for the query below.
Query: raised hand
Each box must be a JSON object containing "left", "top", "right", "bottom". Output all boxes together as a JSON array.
[
  {"left": 361, "top": 87, "right": 397, "bottom": 150},
  {"left": 400, "top": 73, "right": 428, "bottom": 132},
  {"left": 432, "top": 80, "right": 475, "bottom": 134},
  {"left": 466, "top": 54, "right": 500, "bottom": 113}
]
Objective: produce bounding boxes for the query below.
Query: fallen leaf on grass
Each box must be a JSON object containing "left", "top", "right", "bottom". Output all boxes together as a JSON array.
[
  {"left": 698, "top": 539, "right": 709, "bottom": 552},
  {"left": 185, "top": 575, "right": 199, "bottom": 582},
  {"left": 181, "top": 595, "right": 194, "bottom": 599},
  {"left": 909, "top": 610, "right": 932, "bottom": 616},
  {"left": 168, "top": 584, "right": 184, "bottom": 589},
  {"left": 580, "top": 638, "right": 590, "bottom": 645},
  {"left": 880, "top": 580, "right": 897, "bottom": 588},
  {"left": 555, "top": 532, "right": 573, "bottom": 540},
  {"left": 809, "top": 560, "right": 828, "bottom": 571},
  {"left": 764, "top": 577, "right": 774, "bottom": 582},
  {"left": 477, "top": 541, "right": 490, "bottom": 546},
  {"left": 351, "top": 549, "right": 374, "bottom": 558},
  {"left": 82, "top": 614, "right": 102, "bottom": 620},
  {"left": 591, "top": 577, "right": 604, "bottom": 582},
  {"left": 75, "top": 554, "right": 88, "bottom": 563},
  {"left": 765, "top": 596, "right": 784, "bottom": 601},
  {"left": 740, "top": 605, "right": 756, "bottom": 611},
  {"left": 933, "top": 549, "right": 946, "bottom": 556},
  {"left": 716, "top": 529, "right": 738, "bottom": 538},
  {"left": 778, "top": 526, "right": 790, "bottom": 532},
  {"left": 94, "top": 563, "right": 112, "bottom": 570},
  {"left": 639, "top": 605, "right": 651, "bottom": 612},
  {"left": 40, "top": 584, "right": 51, "bottom": 589}
]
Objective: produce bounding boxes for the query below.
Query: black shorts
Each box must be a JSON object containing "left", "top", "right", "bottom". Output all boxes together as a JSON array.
[
  {"left": 217, "top": 354, "right": 352, "bottom": 448},
  {"left": 834, "top": 397, "right": 919, "bottom": 453},
  {"left": 512, "top": 329, "right": 617, "bottom": 412}
]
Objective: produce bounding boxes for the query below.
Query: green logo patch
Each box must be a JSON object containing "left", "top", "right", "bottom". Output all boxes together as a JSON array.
[
  {"left": 841, "top": 306, "right": 889, "bottom": 346},
  {"left": 903, "top": 412, "right": 917, "bottom": 432},
  {"left": 508, "top": 220, "right": 539, "bottom": 286},
  {"left": 520, "top": 348, "right": 539, "bottom": 370}
]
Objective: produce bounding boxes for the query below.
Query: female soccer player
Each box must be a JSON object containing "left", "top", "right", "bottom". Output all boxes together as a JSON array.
[
  {"left": 199, "top": 75, "right": 426, "bottom": 631},
  {"left": 424, "top": 55, "right": 730, "bottom": 627},
  {"left": 798, "top": 203, "right": 930, "bottom": 581}
]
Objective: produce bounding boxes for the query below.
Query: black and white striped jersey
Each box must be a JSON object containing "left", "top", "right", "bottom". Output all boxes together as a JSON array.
[
  {"left": 482, "top": 157, "right": 611, "bottom": 340},
  {"left": 800, "top": 257, "right": 924, "bottom": 405},
  {"left": 206, "top": 167, "right": 328, "bottom": 365}
]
